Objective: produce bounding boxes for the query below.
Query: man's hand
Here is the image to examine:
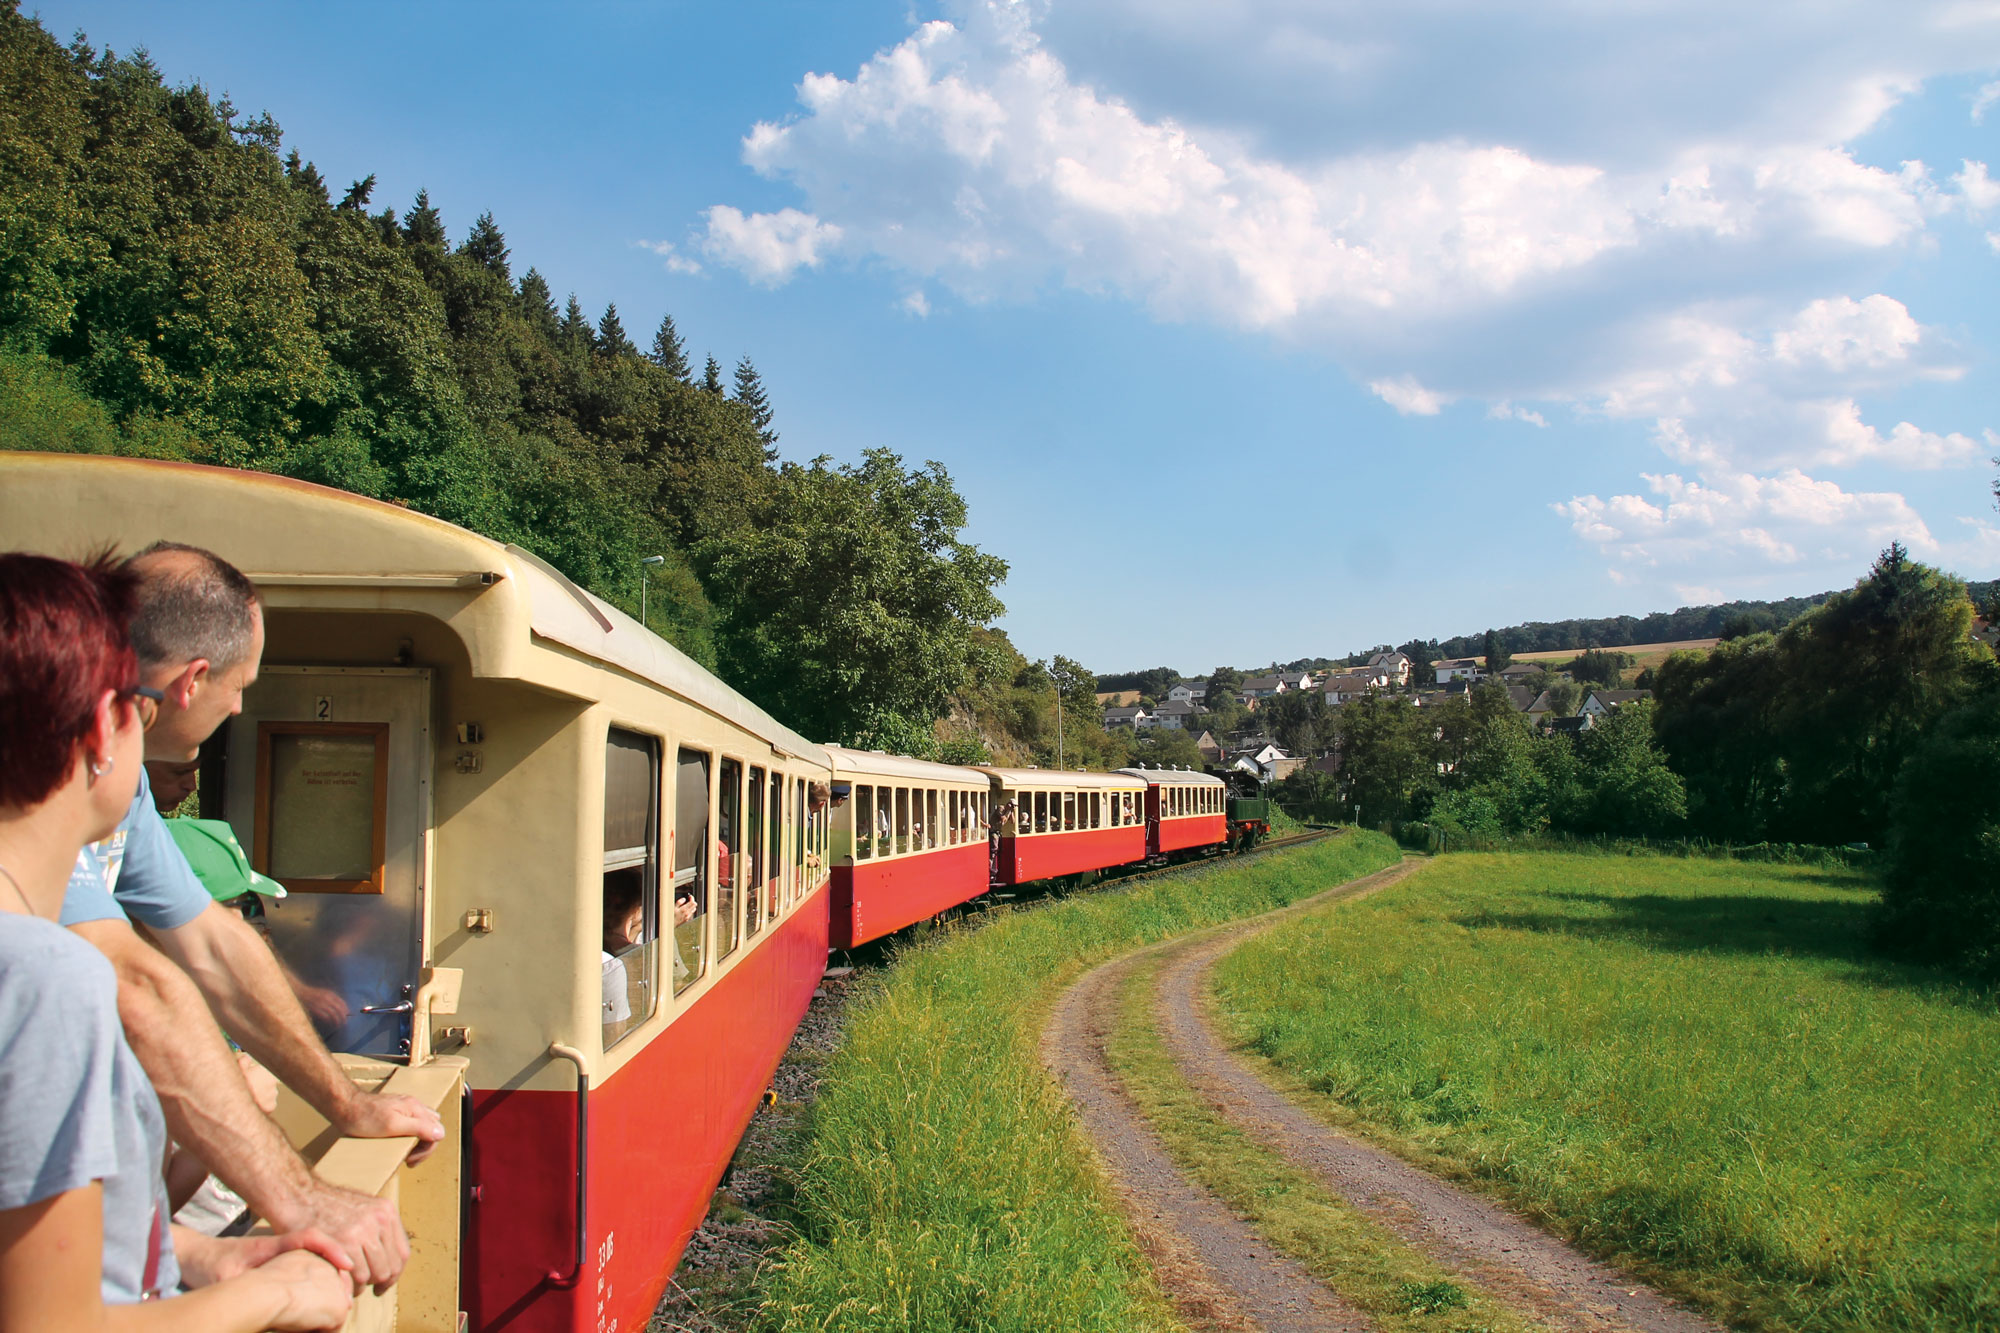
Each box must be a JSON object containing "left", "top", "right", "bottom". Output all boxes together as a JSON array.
[
  {"left": 290, "top": 1182, "right": 409, "bottom": 1293},
  {"left": 331, "top": 1089, "right": 447, "bottom": 1165},
  {"left": 172, "top": 1224, "right": 353, "bottom": 1288}
]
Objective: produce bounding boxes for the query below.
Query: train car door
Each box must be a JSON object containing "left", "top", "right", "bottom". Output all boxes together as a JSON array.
[{"left": 219, "top": 666, "right": 434, "bottom": 1060}]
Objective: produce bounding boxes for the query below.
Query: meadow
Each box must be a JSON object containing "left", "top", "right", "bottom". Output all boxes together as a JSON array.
[
  {"left": 1213, "top": 852, "right": 2000, "bottom": 1332},
  {"left": 755, "top": 832, "right": 1403, "bottom": 1333}
]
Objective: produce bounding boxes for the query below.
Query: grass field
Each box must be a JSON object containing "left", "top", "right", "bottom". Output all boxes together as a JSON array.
[
  {"left": 1213, "top": 852, "right": 2000, "bottom": 1332},
  {"left": 755, "top": 832, "right": 1403, "bottom": 1333}
]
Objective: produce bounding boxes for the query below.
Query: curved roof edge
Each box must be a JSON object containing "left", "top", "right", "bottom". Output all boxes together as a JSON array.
[
  {"left": 824, "top": 746, "right": 987, "bottom": 785},
  {"left": 974, "top": 766, "right": 1147, "bottom": 790},
  {"left": 1117, "top": 767, "right": 1225, "bottom": 786}
]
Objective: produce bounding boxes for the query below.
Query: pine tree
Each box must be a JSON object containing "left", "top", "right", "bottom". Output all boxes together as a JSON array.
[
  {"left": 517, "top": 269, "right": 560, "bottom": 341},
  {"left": 597, "top": 303, "right": 637, "bottom": 357},
  {"left": 402, "top": 189, "right": 446, "bottom": 249},
  {"left": 337, "top": 174, "right": 376, "bottom": 212},
  {"left": 459, "top": 212, "right": 510, "bottom": 280},
  {"left": 701, "top": 355, "right": 723, "bottom": 394},
  {"left": 649, "top": 313, "right": 690, "bottom": 381},
  {"left": 560, "top": 294, "right": 595, "bottom": 354},
  {"left": 732, "top": 355, "right": 778, "bottom": 457}
]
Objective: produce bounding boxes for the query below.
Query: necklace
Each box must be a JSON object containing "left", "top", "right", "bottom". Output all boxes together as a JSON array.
[{"left": 0, "top": 864, "right": 31, "bottom": 915}]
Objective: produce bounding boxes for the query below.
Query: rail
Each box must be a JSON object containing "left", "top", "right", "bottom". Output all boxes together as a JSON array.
[
  {"left": 265, "top": 1055, "right": 470, "bottom": 1333},
  {"left": 543, "top": 1042, "right": 591, "bottom": 1289}
]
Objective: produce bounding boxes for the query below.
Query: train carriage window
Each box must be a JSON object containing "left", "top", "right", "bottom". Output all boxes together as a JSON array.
[
  {"left": 894, "top": 787, "right": 910, "bottom": 855},
  {"left": 673, "top": 749, "right": 711, "bottom": 997},
  {"left": 792, "top": 778, "right": 805, "bottom": 905},
  {"left": 925, "top": 789, "right": 938, "bottom": 849},
  {"left": 602, "top": 729, "right": 660, "bottom": 1047},
  {"left": 769, "top": 772, "right": 785, "bottom": 922},
  {"left": 1091, "top": 792, "right": 1102, "bottom": 829},
  {"left": 855, "top": 786, "right": 875, "bottom": 860},
  {"left": 746, "top": 767, "right": 766, "bottom": 938},
  {"left": 1062, "top": 792, "right": 1075, "bottom": 831},
  {"left": 1033, "top": 791, "right": 1047, "bottom": 833},
  {"left": 718, "top": 759, "right": 743, "bottom": 959},
  {"left": 875, "top": 785, "right": 892, "bottom": 854}
]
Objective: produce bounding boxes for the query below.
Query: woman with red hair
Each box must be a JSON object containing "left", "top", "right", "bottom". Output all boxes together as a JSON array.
[{"left": 0, "top": 553, "right": 352, "bottom": 1331}]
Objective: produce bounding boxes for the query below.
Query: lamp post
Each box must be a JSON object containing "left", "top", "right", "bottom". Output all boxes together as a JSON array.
[{"left": 640, "top": 555, "right": 665, "bottom": 626}]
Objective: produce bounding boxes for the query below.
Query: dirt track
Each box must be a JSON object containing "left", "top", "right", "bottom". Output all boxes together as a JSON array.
[{"left": 1043, "top": 856, "right": 1727, "bottom": 1333}]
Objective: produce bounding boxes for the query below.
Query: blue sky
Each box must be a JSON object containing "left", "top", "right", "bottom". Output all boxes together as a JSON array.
[{"left": 35, "top": 0, "right": 2000, "bottom": 673}]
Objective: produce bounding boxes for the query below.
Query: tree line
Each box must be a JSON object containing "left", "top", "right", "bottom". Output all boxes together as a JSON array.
[
  {"left": 0, "top": 4, "right": 1030, "bottom": 756},
  {"left": 1281, "top": 545, "right": 2000, "bottom": 982}
]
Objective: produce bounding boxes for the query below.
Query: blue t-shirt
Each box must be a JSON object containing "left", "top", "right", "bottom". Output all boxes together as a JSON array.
[
  {"left": 60, "top": 768, "right": 211, "bottom": 931},
  {"left": 0, "top": 912, "right": 180, "bottom": 1301}
]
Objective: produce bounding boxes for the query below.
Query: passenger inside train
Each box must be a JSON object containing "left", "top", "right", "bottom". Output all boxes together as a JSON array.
[{"left": 601, "top": 867, "right": 645, "bottom": 1038}]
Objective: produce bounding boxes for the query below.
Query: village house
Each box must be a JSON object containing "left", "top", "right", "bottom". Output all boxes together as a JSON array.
[
  {"left": 1365, "top": 650, "right": 1413, "bottom": 687},
  {"left": 1579, "top": 689, "right": 1652, "bottom": 718},
  {"left": 1166, "top": 681, "right": 1207, "bottom": 706},
  {"left": 1434, "top": 658, "right": 1483, "bottom": 684},
  {"left": 1525, "top": 690, "right": 1558, "bottom": 724},
  {"left": 1193, "top": 731, "right": 1225, "bottom": 765},
  {"left": 1239, "top": 673, "right": 1287, "bottom": 701},
  {"left": 1144, "top": 699, "right": 1200, "bottom": 730},
  {"left": 1233, "top": 742, "right": 1301, "bottom": 784},
  {"left": 1103, "top": 704, "right": 1150, "bottom": 730},
  {"left": 1322, "top": 673, "right": 1374, "bottom": 704},
  {"left": 1498, "top": 662, "right": 1543, "bottom": 682}
]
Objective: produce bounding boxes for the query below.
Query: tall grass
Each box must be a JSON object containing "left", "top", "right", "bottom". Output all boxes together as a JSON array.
[
  {"left": 1214, "top": 852, "right": 2000, "bottom": 1332},
  {"left": 757, "top": 832, "right": 1403, "bottom": 1332}
]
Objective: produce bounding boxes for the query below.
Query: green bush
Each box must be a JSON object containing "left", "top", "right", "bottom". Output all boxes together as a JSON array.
[{"left": 1880, "top": 689, "right": 2000, "bottom": 979}]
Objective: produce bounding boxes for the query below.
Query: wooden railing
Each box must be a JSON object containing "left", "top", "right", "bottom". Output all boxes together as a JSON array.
[{"left": 267, "top": 1054, "right": 470, "bottom": 1333}]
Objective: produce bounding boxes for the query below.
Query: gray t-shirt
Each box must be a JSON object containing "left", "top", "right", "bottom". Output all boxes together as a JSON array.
[
  {"left": 60, "top": 767, "right": 211, "bottom": 931},
  {"left": 0, "top": 913, "right": 179, "bottom": 1301}
]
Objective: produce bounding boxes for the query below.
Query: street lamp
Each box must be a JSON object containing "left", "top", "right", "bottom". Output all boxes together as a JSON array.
[{"left": 639, "top": 555, "right": 665, "bottom": 626}]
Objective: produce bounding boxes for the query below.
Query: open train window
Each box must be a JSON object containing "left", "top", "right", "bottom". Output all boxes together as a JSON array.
[
  {"left": 855, "top": 786, "right": 875, "bottom": 859},
  {"left": 602, "top": 729, "right": 659, "bottom": 1048},
  {"left": 793, "top": 778, "right": 806, "bottom": 903},
  {"left": 1033, "top": 792, "right": 1047, "bottom": 833},
  {"left": 719, "top": 759, "right": 742, "bottom": 959},
  {"left": 925, "top": 789, "right": 938, "bottom": 849},
  {"left": 673, "top": 748, "right": 711, "bottom": 997},
  {"left": 768, "top": 772, "right": 784, "bottom": 920},
  {"left": 746, "top": 766, "right": 766, "bottom": 938}
]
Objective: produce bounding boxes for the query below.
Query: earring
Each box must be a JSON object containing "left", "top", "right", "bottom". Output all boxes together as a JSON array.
[{"left": 90, "top": 757, "right": 115, "bottom": 778}]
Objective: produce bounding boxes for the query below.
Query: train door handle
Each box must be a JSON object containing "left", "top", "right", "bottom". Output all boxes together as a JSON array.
[{"left": 361, "top": 1000, "right": 415, "bottom": 1014}]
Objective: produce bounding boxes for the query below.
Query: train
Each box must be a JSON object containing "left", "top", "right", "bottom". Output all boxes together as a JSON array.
[{"left": 0, "top": 452, "right": 1274, "bottom": 1333}]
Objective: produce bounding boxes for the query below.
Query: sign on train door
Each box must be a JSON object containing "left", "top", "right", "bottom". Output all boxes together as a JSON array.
[{"left": 221, "top": 666, "right": 434, "bottom": 1060}]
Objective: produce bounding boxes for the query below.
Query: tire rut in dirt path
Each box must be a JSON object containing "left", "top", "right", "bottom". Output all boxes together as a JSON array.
[
  {"left": 1152, "top": 865, "right": 1727, "bottom": 1333},
  {"left": 1044, "top": 950, "right": 1376, "bottom": 1333}
]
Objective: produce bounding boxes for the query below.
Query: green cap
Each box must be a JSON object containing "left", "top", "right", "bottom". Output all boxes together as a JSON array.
[{"left": 166, "top": 819, "right": 287, "bottom": 901}]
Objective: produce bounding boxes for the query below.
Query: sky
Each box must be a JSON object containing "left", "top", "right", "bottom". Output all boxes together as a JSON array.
[{"left": 33, "top": 0, "right": 2000, "bottom": 673}]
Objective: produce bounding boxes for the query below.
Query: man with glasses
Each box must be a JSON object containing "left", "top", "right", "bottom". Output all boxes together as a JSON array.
[{"left": 62, "top": 543, "right": 441, "bottom": 1292}]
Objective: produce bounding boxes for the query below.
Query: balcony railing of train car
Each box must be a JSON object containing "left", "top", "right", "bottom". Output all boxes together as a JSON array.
[{"left": 265, "top": 977, "right": 471, "bottom": 1333}]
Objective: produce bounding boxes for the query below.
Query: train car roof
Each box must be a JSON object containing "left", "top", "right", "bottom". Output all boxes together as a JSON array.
[
  {"left": 1117, "top": 767, "right": 1226, "bottom": 786},
  {"left": 0, "top": 453, "right": 828, "bottom": 766},
  {"left": 974, "top": 767, "right": 1147, "bottom": 791},
  {"left": 824, "top": 746, "right": 987, "bottom": 786}
]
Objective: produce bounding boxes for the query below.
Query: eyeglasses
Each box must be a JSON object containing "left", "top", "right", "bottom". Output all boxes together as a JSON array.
[{"left": 124, "top": 685, "right": 165, "bottom": 731}]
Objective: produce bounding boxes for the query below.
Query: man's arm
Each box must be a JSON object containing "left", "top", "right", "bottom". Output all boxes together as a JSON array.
[
  {"left": 150, "top": 903, "right": 445, "bottom": 1156},
  {"left": 70, "top": 919, "right": 409, "bottom": 1290}
]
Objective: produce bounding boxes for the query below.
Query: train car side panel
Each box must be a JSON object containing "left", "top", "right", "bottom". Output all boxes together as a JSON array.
[
  {"left": 998, "top": 825, "right": 1147, "bottom": 884},
  {"left": 1158, "top": 813, "right": 1229, "bottom": 854},
  {"left": 465, "top": 879, "right": 830, "bottom": 1332},
  {"left": 831, "top": 841, "right": 989, "bottom": 948}
]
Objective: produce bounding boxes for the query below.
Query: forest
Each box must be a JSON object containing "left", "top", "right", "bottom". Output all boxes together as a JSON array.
[{"left": 0, "top": 4, "right": 1119, "bottom": 766}]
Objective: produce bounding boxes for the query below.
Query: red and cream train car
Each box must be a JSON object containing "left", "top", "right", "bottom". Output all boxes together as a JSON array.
[
  {"left": 0, "top": 454, "right": 835, "bottom": 1333},
  {"left": 979, "top": 766, "right": 1149, "bottom": 885},
  {"left": 825, "top": 747, "right": 989, "bottom": 948},
  {"left": 1122, "top": 767, "right": 1230, "bottom": 858}
]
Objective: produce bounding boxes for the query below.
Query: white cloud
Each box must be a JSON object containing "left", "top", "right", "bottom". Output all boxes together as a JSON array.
[
  {"left": 899, "top": 289, "right": 932, "bottom": 317},
  {"left": 1975, "top": 79, "right": 2000, "bottom": 124},
  {"left": 1370, "top": 375, "right": 1450, "bottom": 415},
  {"left": 695, "top": 0, "right": 2000, "bottom": 582},
  {"left": 1556, "top": 468, "right": 1936, "bottom": 571},
  {"left": 637, "top": 238, "right": 702, "bottom": 274},
  {"left": 1488, "top": 401, "right": 1548, "bottom": 426},
  {"left": 1955, "top": 160, "right": 2000, "bottom": 213},
  {"left": 701, "top": 206, "right": 842, "bottom": 284}
]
